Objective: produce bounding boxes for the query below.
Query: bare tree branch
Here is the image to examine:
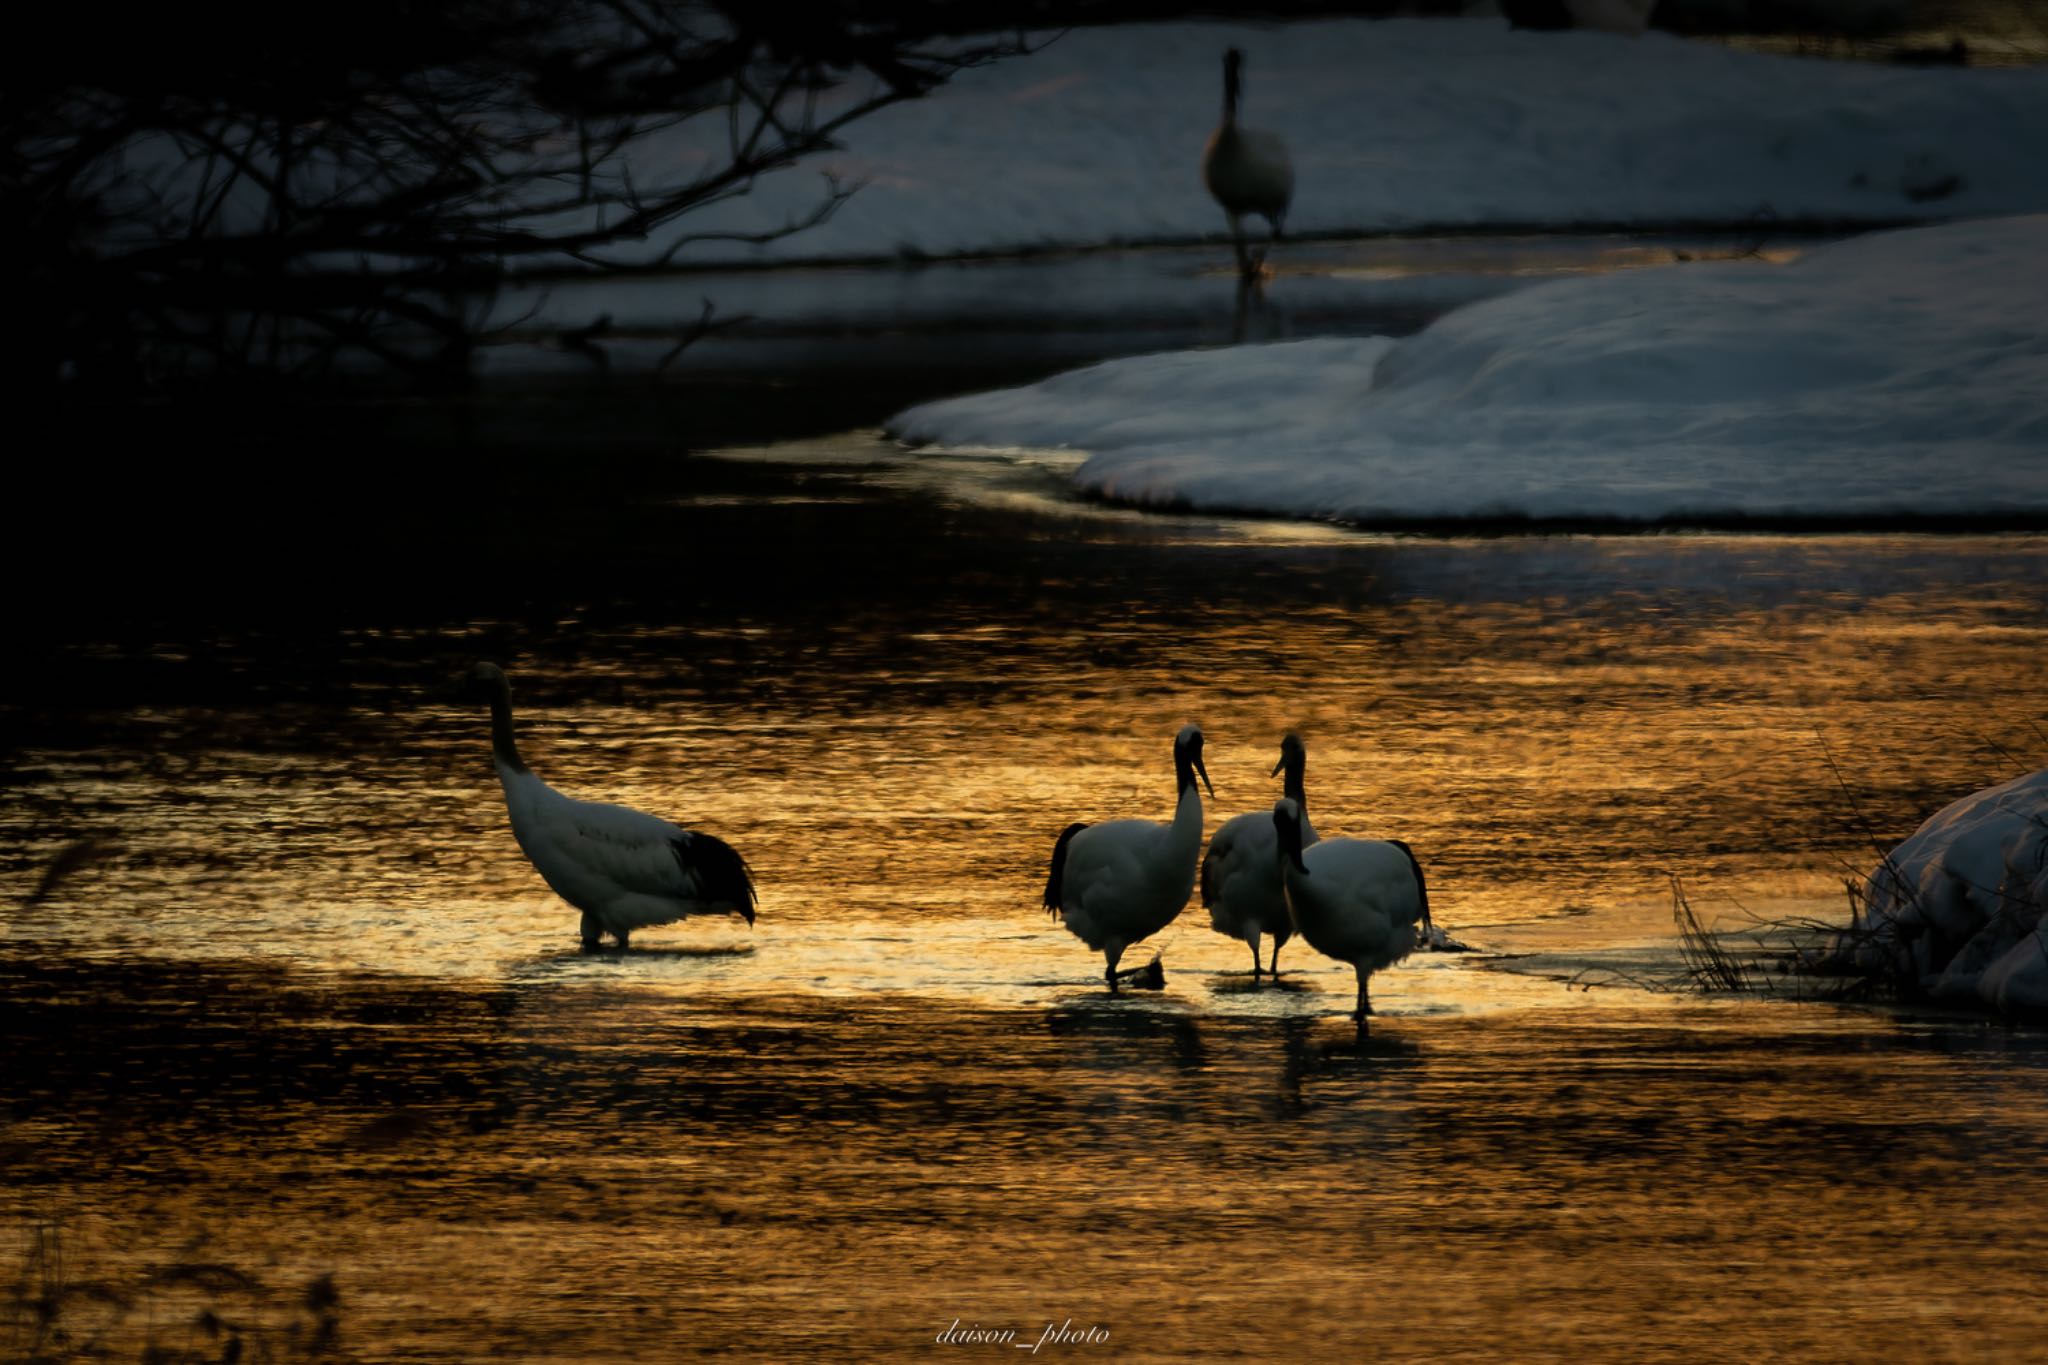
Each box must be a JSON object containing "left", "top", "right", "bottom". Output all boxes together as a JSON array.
[{"left": 5, "top": 2, "right": 1032, "bottom": 390}]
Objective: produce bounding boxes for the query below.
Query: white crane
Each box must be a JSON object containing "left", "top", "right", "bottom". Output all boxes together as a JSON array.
[
  {"left": 1043, "top": 725, "right": 1213, "bottom": 993},
  {"left": 1202, "top": 48, "right": 1294, "bottom": 281},
  {"left": 466, "top": 662, "right": 756, "bottom": 948},
  {"left": 1271, "top": 797, "right": 1431, "bottom": 1022},
  {"left": 1202, "top": 733, "right": 1317, "bottom": 979}
]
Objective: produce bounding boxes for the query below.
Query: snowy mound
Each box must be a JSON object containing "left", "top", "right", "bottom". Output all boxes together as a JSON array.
[
  {"left": 675, "top": 19, "right": 2048, "bottom": 264},
  {"left": 1850, "top": 768, "right": 2048, "bottom": 1015},
  {"left": 888, "top": 216, "right": 2048, "bottom": 526}
]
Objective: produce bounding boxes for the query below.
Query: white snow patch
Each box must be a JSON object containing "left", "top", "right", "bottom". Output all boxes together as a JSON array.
[
  {"left": 887, "top": 215, "right": 2048, "bottom": 524},
  {"left": 660, "top": 18, "right": 2048, "bottom": 265},
  {"left": 1855, "top": 767, "right": 2048, "bottom": 1015}
]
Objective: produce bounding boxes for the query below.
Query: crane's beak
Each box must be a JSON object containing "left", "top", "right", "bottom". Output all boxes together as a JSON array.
[
  {"left": 1289, "top": 848, "right": 1310, "bottom": 875},
  {"left": 1195, "top": 751, "right": 1214, "bottom": 797},
  {"left": 1270, "top": 755, "right": 1285, "bottom": 778}
]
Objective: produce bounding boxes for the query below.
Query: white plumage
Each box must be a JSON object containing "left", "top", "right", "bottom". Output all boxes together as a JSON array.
[
  {"left": 1202, "top": 733, "right": 1317, "bottom": 978},
  {"left": 1202, "top": 48, "right": 1294, "bottom": 280},
  {"left": 467, "top": 663, "right": 756, "bottom": 948},
  {"left": 1272, "top": 797, "right": 1431, "bottom": 1021},
  {"left": 1043, "top": 724, "right": 1213, "bottom": 992}
]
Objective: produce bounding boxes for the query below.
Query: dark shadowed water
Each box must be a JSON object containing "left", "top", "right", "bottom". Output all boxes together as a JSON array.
[{"left": 5, "top": 418, "right": 2048, "bottom": 1360}]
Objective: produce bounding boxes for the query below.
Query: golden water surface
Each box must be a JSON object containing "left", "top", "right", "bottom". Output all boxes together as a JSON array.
[{"left": 4, "top": 439, "right": 2047, "bottom": 1360}]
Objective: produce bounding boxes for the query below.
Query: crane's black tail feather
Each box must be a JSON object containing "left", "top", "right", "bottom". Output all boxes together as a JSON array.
[
  {"left": 1044, "top": 823, "right": 1089, "bottom": 917},
  {"left": 1199, "top": 843, "right": 1223, "bottom": 908},
  {"left": 1389, "top": 839, "right": 1433, "bottom": 942},
  {"left": 675, "top": 832, "right": 758, "bottom": 925}
]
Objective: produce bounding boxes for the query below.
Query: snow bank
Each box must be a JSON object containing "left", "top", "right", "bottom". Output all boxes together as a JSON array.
[
  {"left": 666, "top": 18, "right": 2048, "bottom": 264},
  {"left": 1851, "top": 767, "right": 2048, "bottom": 1015},
  {"left": 887, "top": 215, "right": 2048, "bottom": 525}
]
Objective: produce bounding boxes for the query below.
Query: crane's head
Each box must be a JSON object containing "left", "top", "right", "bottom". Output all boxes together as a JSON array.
[
  {"left": 460, "top": 661, "right": 511, "bottom": 702},
  {"left": 1174, "top": 723, "right": 1214, "bottom": 797},
  {"left": 1271, "top": 797, "right": 1309, "bottom": 874},
  {"left": 1273, "top": 731, "right": 1305, "bottom": 778},
  {"left": 1222, "top": 48, "right": 1243, "bottom": 108}
]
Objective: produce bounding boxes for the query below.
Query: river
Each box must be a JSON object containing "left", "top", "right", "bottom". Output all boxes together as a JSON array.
[{"left": 5, "top": 252, "right": 2048, "bottom": 1359}]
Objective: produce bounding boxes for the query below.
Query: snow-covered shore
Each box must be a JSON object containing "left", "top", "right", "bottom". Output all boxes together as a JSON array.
[
  {"left": 887, "top": 215, "right": 2048, "bottom": 526},
  {"left": 666, "top": 18, "right": 2048, "bottom": 265},
  {"left": 1850, "top": 767, "right": 2048, "bottom": 1015}
]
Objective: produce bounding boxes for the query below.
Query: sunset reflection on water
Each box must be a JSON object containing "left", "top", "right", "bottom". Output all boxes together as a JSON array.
[{"left": 4, "top": 446, "right": 2047, "bottom": 1358}]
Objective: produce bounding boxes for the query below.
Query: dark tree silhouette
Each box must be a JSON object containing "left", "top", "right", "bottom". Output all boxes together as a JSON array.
[{"left": 3, "top": 2, "right": 1027, "bottom": 391}]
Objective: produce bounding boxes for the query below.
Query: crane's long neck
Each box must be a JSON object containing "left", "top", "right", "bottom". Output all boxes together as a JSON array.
[
  {"left": 1222, "top": 67, "right": 1240, "bottom": 125},
  {"left": 1274, "top": 802, "right": 1313, "bottom": 903},
  {"left": 488, "top": 679, "right": 527, "bottom": 774},
  {"left": 1280, "top": 854, "right": 1316, "bottom": 925},
  {"left": 1283, "top": 757, "right": 1307, "bottom": 815},
  {"left": 1170, "top": 779, "right": 1204, "bottom": 851}
]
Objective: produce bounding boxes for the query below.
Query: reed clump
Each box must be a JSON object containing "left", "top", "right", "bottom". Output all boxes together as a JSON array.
[{"left": 1666, "top": 875, "right": 1916, "bottom": 1004}]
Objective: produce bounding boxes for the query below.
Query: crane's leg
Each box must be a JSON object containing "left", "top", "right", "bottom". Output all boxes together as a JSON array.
[
  {"left": 1248, "top": 932, "right": 1264, "bottom": 980},
  {"left": 580, "top": 913, "right": 602, "bottom": 951},
  {"left": 1105, "top": 944, "right": 1124, "bottom": 995},
  {"left": 615, "top": 928, "right": 632, "bottom": 950},
  {"left": 1354, "top": 966, "right": 1374, "bottom": 1021},
  {"left": 1226, "top": 212, "right": 1251, "bottom": 278},
  {"left": 1245, "top": 209, "right": 1277, "bottom": 278},
  {"left": 1269, "top": 935, "right": 1284, "bottom": 978}
]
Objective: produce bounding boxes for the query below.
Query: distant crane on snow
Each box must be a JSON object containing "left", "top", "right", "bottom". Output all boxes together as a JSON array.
[{"left": 1202, "top": 48, "right": 1294, "bottom": 282}]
